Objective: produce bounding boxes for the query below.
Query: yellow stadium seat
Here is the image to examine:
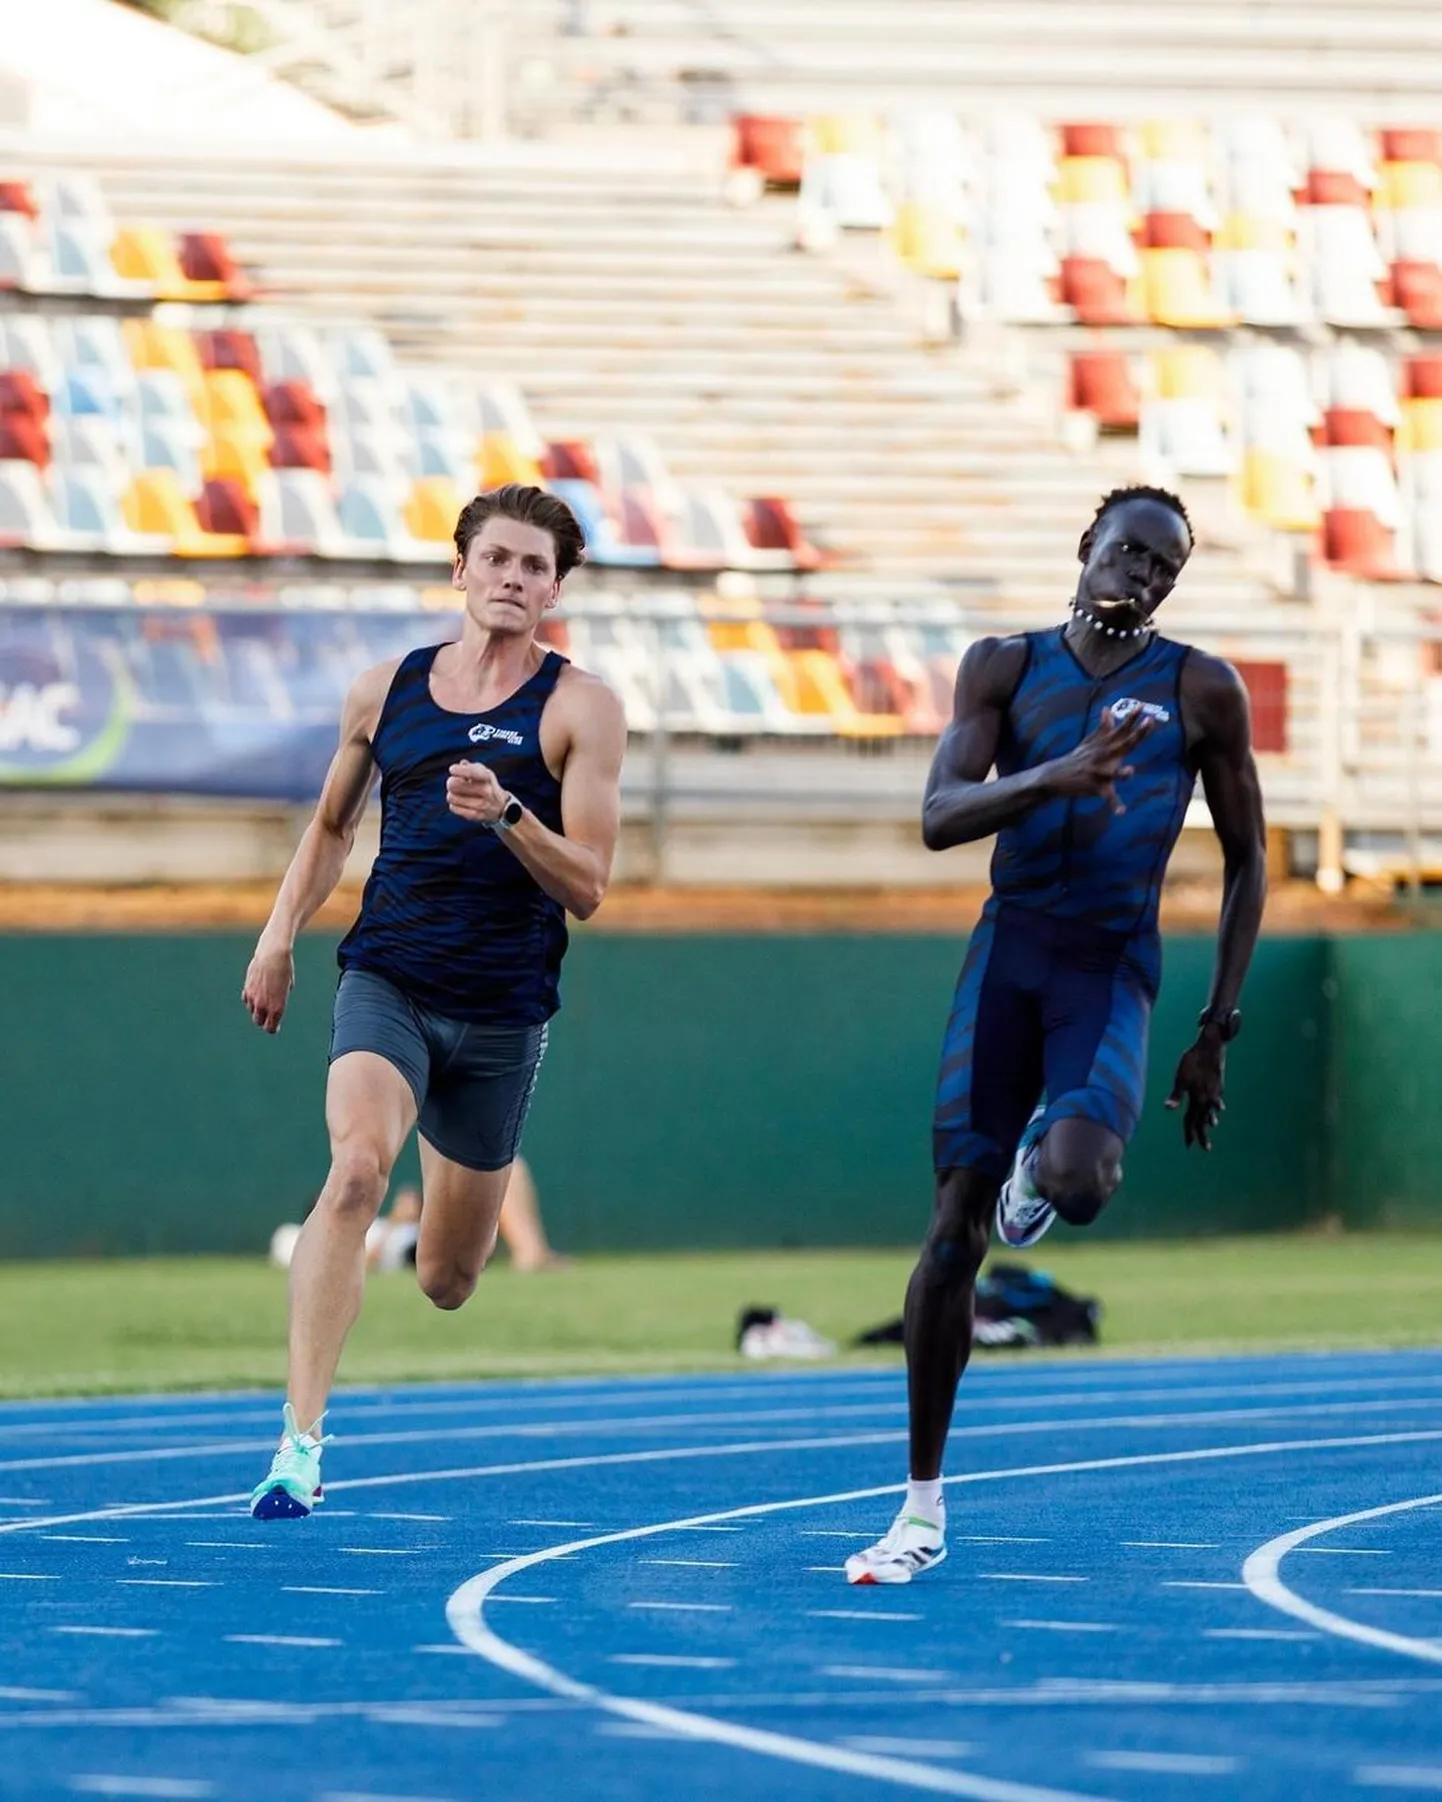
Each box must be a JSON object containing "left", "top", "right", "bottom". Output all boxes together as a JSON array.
[
  {"left": 123, "top": 321, "right": 207, "bottom": 409},
  {"left": 1379, "top": 161, "right": 1442, "bottom": 212},
  {"left": 1398, "top": 397, "right": 1442, "bottom": 453},
  {"left": 786, "top": 650, "right": 904, "bottom": 736},
  {"left": 1139, "top": 119, "right": 1209, "bottom": 163},
  {"left": 1153, "top": 344, "right": 1226, "bottom": 401},
  {"left": 1057, "top": 155, "right": 1130, "bottom": 206},
  {"left": 203, "top": 370, "right": 271, "bottom": 445},
  {"left": 890, "top": 204, "right": 964, "bottom": 279},
  {"left": 478, "top": 432, "right": 543, "bottom": 489},
  {"left": 201, "top": 426, "right": 271, "bottom": 496},
  {"left": 1240, "top": 450, "right": 1321, "bottom": 531},
  {"left": 404, "top": 476, "right": 466, "bottom": 543},
  {"left": 1215, "top": 212, "right": 1292, "bottom": 252},
  {"left": 111, "top": 226, "right": 227, "bottom": 303},
  {"left": 1139, "top": 248, "right": 1234, "bottom": 327},
  {"left": 808, "top": 113, "right": 882, "bottom": 158},
  {"left": 123, "top": 470, "right": 248, "bottom": 557}
]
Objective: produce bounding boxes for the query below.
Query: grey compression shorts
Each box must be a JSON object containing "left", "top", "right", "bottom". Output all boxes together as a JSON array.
[{"left": 329, "top": 968, "right": 548, "bottom": 1172}]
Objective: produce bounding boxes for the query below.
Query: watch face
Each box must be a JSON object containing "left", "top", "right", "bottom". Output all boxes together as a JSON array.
[{"left": 503, "top": 799, "right": 523, "bottom": 825}]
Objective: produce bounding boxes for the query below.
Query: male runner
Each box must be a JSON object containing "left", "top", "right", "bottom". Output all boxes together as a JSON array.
[
  {"left": 240, "top": 483, "right": 626, "bottom": 1519},
  {"left": 847, "top": 485, "right": 1267, "bottom": 1584}
]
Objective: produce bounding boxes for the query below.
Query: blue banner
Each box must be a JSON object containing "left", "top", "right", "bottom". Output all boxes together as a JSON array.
[{"left": 0, "top": 606, "right": 460, "bottom": 800}]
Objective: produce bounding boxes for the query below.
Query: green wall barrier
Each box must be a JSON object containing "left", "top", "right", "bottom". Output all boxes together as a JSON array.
[{"left": 0, "top": 929, "right": 1425, "bottom": 1259}]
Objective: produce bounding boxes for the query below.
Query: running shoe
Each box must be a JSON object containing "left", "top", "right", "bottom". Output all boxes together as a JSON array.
[
  {"left": 997, "top": 1104, "right": 1055, "bottom": 1250},
  {"left": 845, "top": 1510, "right": 947, "bottom": 1585},
  {"left": 249, "top": 1403, "right": 330, "bottom": 1520}
]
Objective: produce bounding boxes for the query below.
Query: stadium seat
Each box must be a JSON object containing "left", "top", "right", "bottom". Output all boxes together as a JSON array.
[
  {"left": 478, "top": 431, "right": 543, "bottom": 489},
  {"left": 1321, "top": 343, "right": 1401, "bottom": 428},
  {"left": 1240, "top": 448, "right": 1320, "bottom": 532},
  {"left": 543, "top": 477, "right": 634, "bottom": 566},
  {"left": 1398, "top": 398, "right": 1442, "bottom": 454},
  {"left": 141, "top": 420, "right": 203, "bottom": 495},
  {"left": 50, "top": 415, "right": 134, "bottom": 491},
  {"left": 196, "top": 476, "right": 259, "bottom": 542},
  {"left": 269, "top": 423, "right": 332, "bottom": 476},
  {"left": 1391, "top": 260, "right": 1442, "bottom": 328},
  {"left": 1139, "top": 398, "right": 1235, "bottom": 479},
  {"left": 1405, "top": 355, "right": 1442, "bottom": 399},
  {"left": 744, "top": 495, "right": 824, "bottom": 571},
  {"left": 1, "top": 317, "right": 61, "bottom": 392},
  {"left": 543, "top": 440, "right": 602, "bottom": 485},
  {"left": 1060, "top": 122, "right": 1125, "bottom": 160},
  {"left": 1139, "top": 248, "right": 1233, "bottom": 327},
  {"left": 890, "top": 204, "right": 964, "bottom": 281},
  {"left": 729, "top": 114, "right": 806, "bottom": 188},
  {"left": 51, "top": 465, "right": 148, "bottom": 553},
  {"left": 124, "top": 321, "right": 207, "bottom": 410},
  {"left": 669, "top": 487, "right": 755, "bottom": 570},
  {"left": 1060, "top": 256, "right": 1138, "bottom": 325},
  {"left": 256, "top": 323, "right": 338, "bottom": 402},
  {"left": 0, "top": 370, "right": 50, "bottom": 427},
  {"left": 178, "top": 231, "right": 253, "bottom": 302},
  {"left": 257, "top": 469, "right": 352, "bottom": 558},
  {"left": 1068, "top": 350, "right": 1140, "bottom": 431},
  {"left": 0, "top": 414, "right": 48, "bottom": 468},
  {"left": 111, "top": 227, "right": 222, "bottom": 304},
  {"left": 0, "top": 214, "right": 46, "bottom": 292},
  {"left": 403, "top": 476, "right": 466, "bottom": 544},
  {"left": 0, "top": 179, "right": 39, "bottom": 220},
  {"left": 1298, "top": 205, "right": 1392, "bottom": 326},
  {"left": 197, "top": 329, "right": 264, "bottom": 384},
  {"left": 123, "top": 468, "right": 247, "bottom": 557},
  {"left": 1057, "top": 154, "right": 1129, "bottom": 205}
]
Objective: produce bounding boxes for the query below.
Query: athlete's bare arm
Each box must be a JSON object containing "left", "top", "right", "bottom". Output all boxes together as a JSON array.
[
  {"left": 922, "top": 636, "right": 1155, "bottom": 850},
  {"left": 445, "top": 669, "right": 626, "bottom": 920},
  {"left": 241, "top": 658, "right": 400, "bottom": 1034},
  {"left": 1166, "top": 652, "right": 1268, "bottom": 1148}
]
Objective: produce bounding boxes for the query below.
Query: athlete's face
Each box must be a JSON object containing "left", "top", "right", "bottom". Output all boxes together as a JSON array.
[
  {"left": 453, "top": 516, "right": 561, "bottom": 634},
  {"left": 1076, "top": 499, "right": 1192, "bottom": 625}
]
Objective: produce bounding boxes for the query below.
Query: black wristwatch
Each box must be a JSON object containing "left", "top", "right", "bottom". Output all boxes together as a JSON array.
[
  {"left": 491, "top": 794, "right": 524, "bottom": 834},
  {"left": 1198, "top": 1006, "right": 1242, "bottom": 1043}
]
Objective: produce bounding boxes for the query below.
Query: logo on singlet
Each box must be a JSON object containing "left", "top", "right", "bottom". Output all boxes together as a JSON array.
[
  {"left": 468, "top": 722, "right": 525, "bottom": 746},
  {"left": 1109, "top": 697, "right": 1171, "bottom": 725}
]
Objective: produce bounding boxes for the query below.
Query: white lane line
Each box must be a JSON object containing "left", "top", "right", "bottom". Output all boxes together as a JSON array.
[
  {"left": 1205, "top": 1629, "right": 1319, "bottom": 1642},
  {"left": 338, "top": 1549, "right": 423, "bottom": 1557},
  {"left": 1243, "top": 1493, "right": 1442, "bottom": 1666},
  {"left": 183, "top": 1543, "right": 262, "bottom": 1552},
  {"left": 71, "top": 1781, "right": 214, "bottom": 1798},
  {"left": 224, "top": 1635, "right": 341, "bottom": 1649},
  {"left": 117, "top": 1581, "right": 216, "bottom": 1590},
  {"left": 1292, "top": 1548, "right": 1391, "bottom": 1557},
  {"left": 1122, "top": 1542, "right": 1219, "bottom": 1550},
  {"left": 1085, "top": 1752, "right": 1240, "bottom": 1775},
  {"left": 510, "top": 1519, "right": 594, "bottom": 1528},
  {"left": 414, "top": 1646, "right": 477, "bottom": 1656},
  {"left": 953, "top": 1537, "right": 1051, "bottom": 1545},
  {"left": 484, "top": 1596, "right": 557, "bottom": 1606},
  {"left": 282, "top": 1587, "right": 381, "bottom": 1597},
  {"left": 609, "top": 1655, "right": 737, "bottom": 1670},
  {"left": 0, "top": 1497, "right": 49, "bottom": 1505},
  {"left": 628, "top": 1602, "right": 733, "bottom": 1614},
  {"left": 980, "top": 1575, "right": 1087, "bottom": 1585},
  {"left": 0, "top": 1572, "right": 59, "bottom": 1581},
  {"left": 369, "top": 1514, "right": 449, "bottom": 1524},
  {"left": 807, "top": 1567, "right": 846, "bottom": 1574},
  {"left": 52, "top": 1628, "right": 157, "bottom": 1638},
  {"left": 820, "top": 1667, "right": 953, "bottom": 1683},
  {"left": 1349, "top": 1589, "right": 1442, "bottom": 1599},
  {"left": 1161, "top": 1582, "right": 1249, "bottom": 1592},
  {"left": 319, "top": 1793, "right": 455, "bottom": 1802},
  {"left": 8, "top": 1385, "right": 1441, "bottom": 1479},
  {"left": 1355, "top": 1768, "right": 1442, "bottom": 1791},
  {"left": 800, "top": 1531, "right": 871, "bottom": 1540},
  {"left": 0, "top": 1687, "right": 81, "bottom": 1701},
  {"left": 810, "top": 1610, "right": 921, "bottom": 1623},
  {"left": 39, "top": 1536, "right": 128, "bottom": 1544},
  {"left": 1003, "top": 1622, "right": 1118, "bottom": 1635},
  {"left": 448, "top": 1430, "right": 1442, "bottom": 1802}
]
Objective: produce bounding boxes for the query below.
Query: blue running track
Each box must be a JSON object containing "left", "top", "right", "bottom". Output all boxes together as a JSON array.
[{"left": 2, "top": 1349, "right": 1442, "bottom": 1801}]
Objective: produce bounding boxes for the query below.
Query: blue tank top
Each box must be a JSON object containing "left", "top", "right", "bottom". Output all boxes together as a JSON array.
[
  {"left": 338, "top": 645, "right": 569, "bottom": 1025},
  {"left": 990, "top": 627, "right": 1194, "bottom": 952}
]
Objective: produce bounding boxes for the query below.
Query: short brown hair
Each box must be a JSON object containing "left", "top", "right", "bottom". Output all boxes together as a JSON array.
[{"left": 453, "top": 484, "right": 587, "bottom": 580}]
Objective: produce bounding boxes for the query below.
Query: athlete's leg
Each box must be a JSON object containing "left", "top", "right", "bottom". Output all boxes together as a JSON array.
[
  {"left": 903, "top": 1166, "right": 998, "bottom": 1481},
  {"left": 287, "top": 1051, "right": 417, "bottom": 1431},
  {"left": 1034, "top": 1117, "right": 1126, "bottom": 1226},
  {"left": 499, "top": 1156, "right": 569, "bottom": 1271},
  {"left": 414, "top": 1139, "right": 509, "bottom": 1309}
]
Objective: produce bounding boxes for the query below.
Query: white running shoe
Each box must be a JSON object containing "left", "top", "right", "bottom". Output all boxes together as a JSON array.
[
  {"left": 997, "top": 1105, "right": 1055, "bottom": 1250},
  {"left": 845, "top": 1510, "right": 947, "bottom": 1585},
  {"left": 249, "top": 1403, "right": 331, "bottom": 1520}
]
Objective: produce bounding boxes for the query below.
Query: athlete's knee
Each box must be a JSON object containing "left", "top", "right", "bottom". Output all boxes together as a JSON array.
[
  {"left": 319, "top": 1140, "right": 391, "bottom": 1224},
  {"left": 416, "top": 1246, "right": 489, "bottom": 1311},
  {"left": 917, "top": 1175, "right": 992, "bottom": 1288},
  {"left": 1036, "top": 1135, "right": 1122, "bottom": 1228}
]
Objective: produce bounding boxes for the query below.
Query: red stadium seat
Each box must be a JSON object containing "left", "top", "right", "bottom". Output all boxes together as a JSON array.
[
  {"left": 1144, "top": 211, "right": 1211, "bottom": 253},
  {"left": 1404, "top": 355, "right": 1442, "bottom": 399},
  {"left": 1233, "top": 662, "right": 1289, "bottom": 755},
  {"left": 1306, "top": 169, "right": 1369, "bottom": 207},
  {"left": 0, "top": 370, "right": 49, "bottom": 423},
  {"left": 0, "top": 414, "right": 48, "bottom": 467},
  {"left": 1060, "top": 256, "right": 1138, "bottom": 325},
  {"left": 1323, "top": 507, "right": 1399, "bottom": 579},
  {"left": 196, "top": 476, "right": 259, "bottom": 540},
  {"left": 178, "top": 231, "right": 254, "bottom": 302},
  {"left": 269, "top": 423, "right": 332, "bottom": 476},
  {"left": 1068, "top": 350, "right": 1140, "bottom": 430},
  {"left": 543, "top": 439, "right": 601, "bottom": 484},
  {"left": 263, "top": 380, "right": 327, "bottom": 432},
  {"left": 1381, "top": 128, "right": 1442, "bottom": 165},
  {"left": 1061, "top": 122, "right": 1125, "bottom": 159},
  {"left": 196, "top": 329, "right": 264, "bottom": 384},
  {"left": 1324, "top": 408, "right": 1394, "bottom": 451},
  {"left": 1391, "top": 261, "right": 1442, "bottom": 329},
  {"left": 0, "top": 180, "right": 39, "bottom": 220},
  {"left": 730, "top": 114, "right": 806, "bottom": 187},
  {"left": 743, "top": 495, "right": 824, "bottom": 570}
]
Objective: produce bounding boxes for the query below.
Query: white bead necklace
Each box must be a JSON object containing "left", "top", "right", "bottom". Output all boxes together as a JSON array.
[{"left": 1071, "top": 600, "right": 1154, "bottom": 641}]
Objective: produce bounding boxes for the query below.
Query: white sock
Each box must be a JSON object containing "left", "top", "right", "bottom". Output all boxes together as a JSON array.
[{"left": 905, "top": 1478, "right": 946, "bottom": 1527}]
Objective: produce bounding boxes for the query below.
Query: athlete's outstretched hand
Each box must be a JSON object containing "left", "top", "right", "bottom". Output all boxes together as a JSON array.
[
  {"left": 1050, "top": 706, "right": 1154, "bottom": 814},
  {"left": 446, "top": 760, "right": 508, "bottom": 825},
  {"left": 242, "top": 938, "right": 295, "bottom": 1035},
  {"left": 1165, "top": 1036, "right": 1225, "bottom": 1151}
]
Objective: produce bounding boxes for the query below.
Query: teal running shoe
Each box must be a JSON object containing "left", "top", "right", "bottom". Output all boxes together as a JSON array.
[{"left": 250, "top": 1403, "right": 330, "bottom": 1520}]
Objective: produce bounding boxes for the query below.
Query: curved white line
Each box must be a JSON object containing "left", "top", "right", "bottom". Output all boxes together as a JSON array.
[
  {"left": 1242, "top": 1493, "right": 1442, "bottom": 1663},
  {"left": 447, "top": 1429, "right": 1442, "bottom": 1800}
]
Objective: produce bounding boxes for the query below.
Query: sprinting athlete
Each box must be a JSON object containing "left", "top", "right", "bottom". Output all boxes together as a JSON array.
[
  {"left": 847, "top": 485, "right": 1267, "bottom": 1584},
  {"left": 240, "top": 483, "right": 626, "bottom": 1519}
]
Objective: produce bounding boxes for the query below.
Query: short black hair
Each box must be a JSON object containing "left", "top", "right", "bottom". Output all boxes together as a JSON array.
[{"left": 1089, "top": 484, "right": 1193, "bottom": 542}]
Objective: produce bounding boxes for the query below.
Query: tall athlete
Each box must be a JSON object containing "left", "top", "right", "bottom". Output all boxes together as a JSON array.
[
  {"left": 240, "top": 483, "right": 626, "bottom": 1520},
  {"left": 847, "top": 486, "right": 1267, "bottom": 1584}
]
